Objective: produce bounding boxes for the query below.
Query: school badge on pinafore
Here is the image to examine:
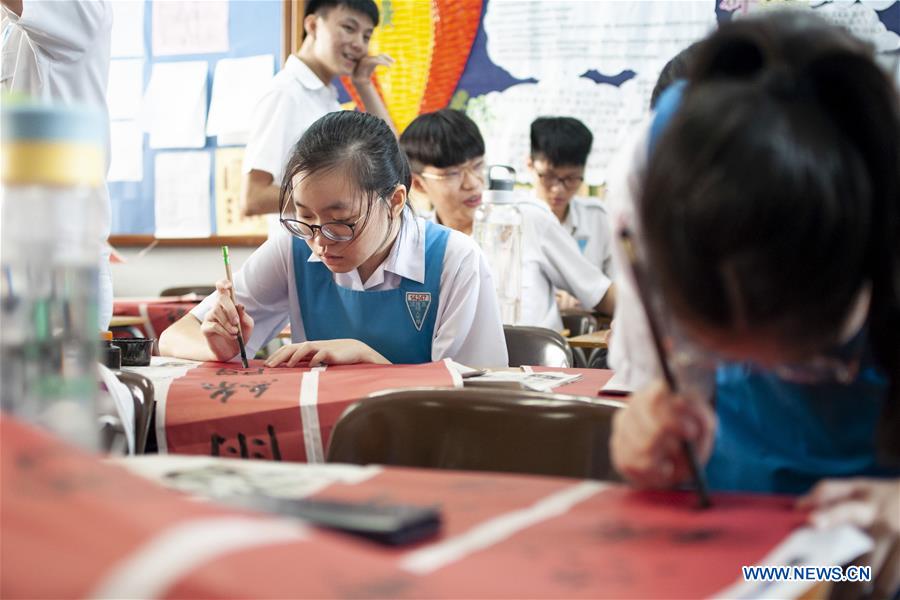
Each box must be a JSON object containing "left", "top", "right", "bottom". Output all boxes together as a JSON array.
[{"left": 405, "top": 292, "right": 432, "bottom": 331}]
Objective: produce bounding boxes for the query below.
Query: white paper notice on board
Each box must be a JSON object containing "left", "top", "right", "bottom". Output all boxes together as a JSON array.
[
  {"left": 154, "top": 151, "right": 211, "bottom": 238},
  {"left": 143, "top": 61, "right": 208, "bottom": 149},
  {"left": 108, "top": 121, "right": 143, "bottom": 182},
  {"left": 483, "top": 1, "right": 716, "bottom": 80},
  {"left": 206, "top": 54, "right": 274, "bottom": 145},
  {"left": 152, "top": 0, "right": 229, "bottom": 56},
  {"left": 472, "top": 1, "right": 717, "bottom": 184},
  {"left": 107, "top": 59, "right": 144, "bottom": 120},
  {"left": 110, "top": 0, "right": 144, "bottom": 58}
]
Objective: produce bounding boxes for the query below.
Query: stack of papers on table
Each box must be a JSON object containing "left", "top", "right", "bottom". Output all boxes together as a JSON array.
[{"left": 464, "top": 370, "right": 583, "bottom": 392}]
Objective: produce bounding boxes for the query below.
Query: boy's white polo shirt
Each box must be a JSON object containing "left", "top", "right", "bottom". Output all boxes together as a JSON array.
[
  {"left": 242, "top": 55, "right": 341, "bottom": 186},
  {"left": 558, "top": 196, "right": 615, "bottom": 277},
  {"left": 191, "top": 215, "right": 509, "bottom": 368},
  {"left": 427, "top": 200, "right": 611, "bottom": 331}
]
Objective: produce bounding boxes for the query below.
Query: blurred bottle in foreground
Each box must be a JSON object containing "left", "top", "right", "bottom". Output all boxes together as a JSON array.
[{"left": 1, "top": 101, "right": 106, "bottom": 450}]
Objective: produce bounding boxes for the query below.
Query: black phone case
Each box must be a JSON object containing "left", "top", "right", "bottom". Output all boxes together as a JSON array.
[{"left": 223, "top": 495, "right": 443, "bottom": 546}]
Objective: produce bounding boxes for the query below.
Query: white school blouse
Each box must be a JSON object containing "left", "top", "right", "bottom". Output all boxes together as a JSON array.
[
  {"left": 191, "top": 216, "right": 510, "bottom": 368},
  {"left": 559, "top": 196, "right": 615, "bottom": 278},
  {"left": 428, "top": 200, "right": 612, "bottom": 331},
  {"left": 1, "top": 0, "right": 113, "bottom": 329}
]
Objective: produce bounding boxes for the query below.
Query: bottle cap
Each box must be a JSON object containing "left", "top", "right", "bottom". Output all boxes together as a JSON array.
[{"left": 1, "top": 102, "right": 105, "bottom": 186}]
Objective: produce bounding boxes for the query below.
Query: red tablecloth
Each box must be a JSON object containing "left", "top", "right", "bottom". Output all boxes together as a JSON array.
[
  {"left": 157, "top": 359, "right": 462, "bottom": 461},
  {"left": 2, "top": 416, "right": 822, "bottom": 599},
  {"left": 113, "top": 298, "right": 201, "bottom": 338},
  {"left": 141, "top": 362, "right": 623, "bottom": 463}
]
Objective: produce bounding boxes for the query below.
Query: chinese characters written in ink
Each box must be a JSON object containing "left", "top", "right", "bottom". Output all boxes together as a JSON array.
[
  {"left": 201, "top": 378, "right": 278, "bottom": 403},
  {"left": 210, "top": 425, "right": 283, "bottom": 460}
]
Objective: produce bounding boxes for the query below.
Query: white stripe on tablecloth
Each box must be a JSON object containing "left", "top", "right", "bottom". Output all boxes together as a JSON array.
[
  {"left": 89, "top": 516, "right": 308, "bottom": 599},
  {"left": 400, "top": 481, "right": 608, "bottom": 575},
  {"left": 137, "top": 303, "right": 156, "bottom": 340},
  {"left": 298, "top": 366, "right": 327, "bottom": 463}
]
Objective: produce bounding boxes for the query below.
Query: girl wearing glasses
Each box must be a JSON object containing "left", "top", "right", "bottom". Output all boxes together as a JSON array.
[
  {"left": 160, "top": 111, "right": 508, "bottom": 368},
  {"left": 608, "top": 13, "right": 899, "bottom": 595}
]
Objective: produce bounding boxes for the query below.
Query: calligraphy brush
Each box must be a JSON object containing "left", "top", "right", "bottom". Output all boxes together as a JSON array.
[
  {"left": 221, "top": 245, "right": 249, "bottom": 369},
  {"left": 619, "top": 228, "right": 711, "bottom": 509}
]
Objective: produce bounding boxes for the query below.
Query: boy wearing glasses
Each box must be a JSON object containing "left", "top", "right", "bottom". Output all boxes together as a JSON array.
[
  {"left": 529, "top": 117, "right": 614, "bottom": 279},
  {"left": 401, "top": 109, "right": 615, "bottom": 330}
]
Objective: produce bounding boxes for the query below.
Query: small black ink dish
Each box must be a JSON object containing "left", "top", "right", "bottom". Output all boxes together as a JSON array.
[{"left": 111, "top": 338, "right": 155, "bottom": 367}]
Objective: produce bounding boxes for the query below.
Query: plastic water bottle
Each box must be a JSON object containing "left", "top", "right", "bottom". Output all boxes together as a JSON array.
[
  {"left": 1, "top": 103, "right": 107, "bottom": 450},
  {"left": 473, "top": 165, "right": 523, "bottom": 324}
]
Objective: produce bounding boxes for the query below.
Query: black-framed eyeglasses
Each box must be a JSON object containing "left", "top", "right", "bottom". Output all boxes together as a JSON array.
[
  {"left": 535, "top": 170, "right": 584, "bottom": 190},
  {"left": 280, "top": 218, "right": 357, "bottom": 242}
]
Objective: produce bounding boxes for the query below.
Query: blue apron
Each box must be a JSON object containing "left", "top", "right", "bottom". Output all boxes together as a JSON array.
[
  {"left": 706, "top": 348, "right": 895, "bottom": 495},
  {"left": 292, "top": 220, "right": 449, "bottom": 365}
]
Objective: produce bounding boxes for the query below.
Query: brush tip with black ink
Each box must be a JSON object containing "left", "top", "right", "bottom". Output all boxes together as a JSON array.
[{"left": 619, "top": 228, "right": 713, "bottom": 510}]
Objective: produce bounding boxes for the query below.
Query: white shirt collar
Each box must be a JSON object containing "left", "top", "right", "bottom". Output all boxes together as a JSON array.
[
  {"left": 562, "top": 200, "right": 580, "bottom": 232},
  {"left": 284, "top": 55, "right": 331, "bottom": 92},
  {"left": 307, "top": 215, "right": 426, "bottom": 289}
]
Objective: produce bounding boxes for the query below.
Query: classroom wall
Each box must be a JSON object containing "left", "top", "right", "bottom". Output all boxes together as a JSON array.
[{"left": 111, "top": 246, "right": 255, "bottom": 297}]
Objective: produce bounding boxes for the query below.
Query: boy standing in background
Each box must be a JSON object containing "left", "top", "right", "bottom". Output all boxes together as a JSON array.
[{"left": 240, "top": 0, "right": 394, "bottom": 218}]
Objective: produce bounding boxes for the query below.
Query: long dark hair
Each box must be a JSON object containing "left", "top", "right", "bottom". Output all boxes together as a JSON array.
[
  {"left": 639, "top": 12, "right": 900, "bottom": 460},
  {"left": 280, "top": 111, "right": 412, "bottom": 243}
]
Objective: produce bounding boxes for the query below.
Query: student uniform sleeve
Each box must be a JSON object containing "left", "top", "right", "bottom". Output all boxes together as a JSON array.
[
  {"left": 242, "top": 88, "right": 301, "bottom": 184},
  {"left": 432, "top": 231, "right": 509, "bottom": 368},
  {"left": 14, "top": 0, "right": 110, "bottom": 63},
  {"left": 606, "top": 118, "right": 661, "bottom": 388},
  {"left": 190, "top": 232, "right": 293, "bottom": 358},
  {"left": 534, "top": 209, "right": 612, "bottom": 309}
]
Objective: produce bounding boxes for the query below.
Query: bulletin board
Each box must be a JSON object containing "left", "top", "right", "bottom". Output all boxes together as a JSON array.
[
  {"left": 107, "top": 0, "right": 284, "bottom": 245},
  {"left": 338, "top": 0, "right": 899, "bottom": 185},
  {"left": 113, "top": 0, "right": 898, "bottom": 245}
]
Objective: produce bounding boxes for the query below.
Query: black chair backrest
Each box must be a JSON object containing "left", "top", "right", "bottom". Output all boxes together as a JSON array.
[
  {"left": 326, "top": 387, "right": 624, "bottom": 481},
  {"left": 560, "top": 311, "right": 598, "bottom": 337},
  {"left": 109, "top": 371, "right": 155, "bottom": 454},
  {"left": 503, "top": 325, "right": 573, "bottom": 368}
]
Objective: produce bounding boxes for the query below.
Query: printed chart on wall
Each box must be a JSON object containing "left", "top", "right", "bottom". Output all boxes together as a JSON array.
[
  {"left": 106, "top": 0, "right": 279, "bottom": 237},
  {"left": 346, "top": 0, "right": 899, "bottom": 186}
]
